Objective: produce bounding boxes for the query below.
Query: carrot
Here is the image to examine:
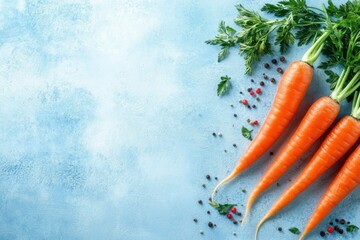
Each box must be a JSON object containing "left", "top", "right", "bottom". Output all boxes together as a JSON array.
[
  {"left": 255, "top": 91, "right": 360, "bottom": 240},
  {"left": 299, "top": 143, "right": 360, "bottom": 240},
  {"left": 211, "top": 32, "right": 330, "bottom": 201},
  {"left": 243, "top": 96, "right": 340, "bottom": 221}
]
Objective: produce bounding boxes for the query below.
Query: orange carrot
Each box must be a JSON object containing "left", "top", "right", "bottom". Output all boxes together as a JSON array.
[
  {"left": 299, "top": 144, "right": 360, "bottom": 240},
  {"left": 255, "top": 91, "right": 360, "bottom": 239},
  {"left": 211, "top": 32, "right": 331, "bottom": 201},
  {"left": 243, "top": 96, "right": 340, "bottom": 221}
]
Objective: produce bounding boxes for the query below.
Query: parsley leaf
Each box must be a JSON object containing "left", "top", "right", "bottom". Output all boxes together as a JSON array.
[
  {"left": 209, "top": 201, "right": 236, "bottom": 215},
  {"left": 346, "top": 225, "right": 359, "bottom": 233},
  {"left": 242, "top": 126, "right": 253, "bottom": 140},
  {"left": 324, "top": 70, "right": 339, "bottom": 90},
  {"left": 205, "top": 21, "right": 238, "bottom": 62},
  {"left": 217, "top": 75, "right": 231, "bottom": 96},
  {"left": 289, "top": 227, "right": 301, "bottom": 235}
]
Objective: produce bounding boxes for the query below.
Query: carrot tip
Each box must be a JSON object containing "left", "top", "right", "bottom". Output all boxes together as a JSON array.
[
  {"left": 255, "top": 216, "right": 268, "bottom": 240},
  {"left": 298, "top": 232, "right": 307, "bottom": 240}
]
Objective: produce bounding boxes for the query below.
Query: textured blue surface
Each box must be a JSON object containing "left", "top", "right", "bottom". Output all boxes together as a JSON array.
[{"left": 0, "top": 0, "right": 359, "bottom": 240}]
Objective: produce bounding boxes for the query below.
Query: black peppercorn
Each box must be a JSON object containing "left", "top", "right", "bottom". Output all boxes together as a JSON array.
[
  {"left": 233, "top": 144, "right": 237, "bottom": 147},
  {"left": 193, "top": 218, "right": 198, "bottom": 223},
  {"left": 277, "top": 67, "right": 284, "bottom": 74},
  {"left": 198, "top": 200, "right": 203, "bottom": 205},
  {"left": 207, "top": 211, "right": 210, "bottom": 215},
  {"left": 280, "top": 56, "right": 286, "bottom": 62},
  {"left": 206, "top": 175, "right": 211, "bottom": 180},
  {"left": 270, "top": 78, "right": 276, "bottom": 83},
  {"left": 272, "top": 59, "right": 277, "bottom": 64},
  {"left": 264, "top": 63, "right": 270, "bottom": 69},
  {"left": 340, "top": 219, "right": 345, "bottom": 225},
  {"left": 270, "top": 152, "right": 274, "bottom": 155},
  {"left": 208, "top": 222, "right": 214, "bottom": 228},
  {"left": 260, "top": 81, "right": 265, "bottom": 86},
  {"left": 212, "top": 132, "right": 216, "bottom": 137},
  {"left": 234, "top": 114, "right": 237, "bottom": 117},
  {"left": 278, "top": 227, "right": 282, "bottom": 232},
  {"left": 320, "top": 231, "right": 325, "bottom": 237}
]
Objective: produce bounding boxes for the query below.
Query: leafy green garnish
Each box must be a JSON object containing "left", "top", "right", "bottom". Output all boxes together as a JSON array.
[
  {"left": 217, "top": 75, "right": 231, "bottom": 96},
  {"left": 242, "top": 126, "right": 253, "bottom": 141},
  {"left": 209, "top": 201, "right": 236, "bottom": 215},
  {"left": 346, "top": 224, "right": 359, "bottom": 233},
  {"left": 289, "top": 227, "right": 301, "bottom": 235},
  {"left": 205, "top": 21, "right": 238, "bottom": 62},
  {"left": 324, "top": 69, "right": 339, "bottom": 90}
]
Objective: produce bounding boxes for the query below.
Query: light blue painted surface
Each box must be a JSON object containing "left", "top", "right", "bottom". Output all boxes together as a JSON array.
[{"left": 0, "top": 0, "right": 358, "bottom": 240}]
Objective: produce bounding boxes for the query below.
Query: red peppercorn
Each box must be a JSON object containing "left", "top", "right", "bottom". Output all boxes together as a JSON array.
[
  {"left": 250, "top": 91, "right": 255, "bottom": 96},
  {"left": 256, "top": 88, "right": 262, "bottom": 94},
  {"left": 327, "top": 227, "right": 334, "bottom": 233},
  {"left": 231, "top": 207, "right": 237, "bottom": 213},
  {"left": 253, "top": 120, "right": 259, "bottom": 125},
  {"left": 227, "top": 213, "right": 233, "bottom": 219},
  {"left": 242, "top": 99, "right": 248, "bottom": 105}
]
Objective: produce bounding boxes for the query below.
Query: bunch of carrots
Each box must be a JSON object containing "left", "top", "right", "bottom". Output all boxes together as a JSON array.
[{"left": 207, "top": 0, "right": 360, "bottom": 239}]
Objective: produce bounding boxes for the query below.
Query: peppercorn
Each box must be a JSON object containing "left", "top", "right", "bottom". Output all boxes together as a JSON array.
[
  {"left": 329, "top": 222, "right": 333, "bottom": 225},
  {"left": 242, "top": 189, "right": 247, "bottom": 193},
  {"left": 218, "top": 133, "right": 222, "bottom": 137},
  {"left": 234, "top": 114, "right": 238, "bottom": 117},
  {"left": 212, "top": 132, "right": 216, "bottom": 137},
  {"left": 193, "top": 218, "right": 198, "bottom": 223},
  {"left": 251, "top": 79, "right": 255, "bottom": 83},
  {"left": 247, "top": 119, "right": 251, "bottom": 123},
  {"left": 230, "top": 104, "right": 234, "bottom": 107},
  {"left": 198, "top": 200, "right": 203, "bottom": 205},
  {"left": 264, "top": 63, "right": 270, "bottom": 69},
  {"left": 270, "top": 78, "right": 276, "bottom": 83},
  {"left": 263, "top": 73, "right": 268, "bottom": 79},
  {"left": 240, "top": 91, "right": 243, "bottom": 94},
  {"left": 215, "top": 177, "right": 218, "bottom": 181},
  {"left": 200, "top": 230, "right": 204, "bottom": 235},
  {"left": 335, "top": 219, "right": 339, "bottom": 222},
  {"left": 207, "top": 211, "right": 210, "bottom": 215},
  {"left": 327, "top": 227, "right": 334, "bottom": 233},
  {"left": 237, "top": 212, "right": 242, "bottom": 217},
  {"left": 347, "top": 221, "right": 350, "bottom": 224},
  {"left": 277, "top": 67, "right": 284, "bottom": 74},
  {"left": 208, "top": 222, "right": 214, "bottom": 228},
  {"left": 338, "top": 229, "right": 344, "bottom": 234},
  {"left": 276, "top": 182, "right": 280, "bottom": 187},
  {"left": 340, "top": 219, "right": 345, "bottom": 225},
  {"left": 278, "top": 227, "right": 282, "bottom": 232},
  {"left": 247, "top": 105, "right": 251, "bottom": 109},
  {"left": 233, "top": 221, "right": 238, "bottom": 225},
  {"left": 224, "top": 149, "right": 227, "bottom": 153},
  {"left": 320, "top": 231, "right": 325, "bottom": 237},
  {"left": 206, "top": 175, "right": 211, "bottom": 180},
  {"left": 260, "top": 81, "right": 265, "bottom": 86},
  {"left": 256, "top": 97, "right": 260, "bottom": 101},
  {"left": 202, "top": 184, "right": 206, "bottom": 188},
  {"left": 247, "top": 88, "right": 253, "bottom": 92},
  {"left": 252, "top": 104, "right": 256, "bottom": 108},
  {"left": 272, "top": 59, "right": 277, "bottom": 64},
  {"left": 280, "top": 56, "right": 286, "bottom": 62},
  {"left": 270, "top": 151, "right": 274, "bottom": 155},
  {"left": 233, "top": 144, "right": 237, "bottom": 148}
]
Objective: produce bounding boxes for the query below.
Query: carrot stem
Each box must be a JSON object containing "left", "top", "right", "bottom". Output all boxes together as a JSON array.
[{"left": 301, "top": 31, "right": 330, "bottom": 65}]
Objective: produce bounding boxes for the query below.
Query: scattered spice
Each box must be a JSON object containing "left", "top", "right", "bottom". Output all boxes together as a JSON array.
[
  {"left": 251, "top": 79, "right": 255, "bottom": 83},
  {"left": 252, "top": 104, "right": 257, "bottom": 109},
  {"left": 270, "top": 151, "right": 274, "bottom": 155},
  {"left": 264, "top": 63, "right": 270, "bottom": 69},
  {"left": 207, "top": 210, "right": 211, "bottom": 215},
  {"left": 247, "top": 88, "right": 253, "bottom": 92},
  {"left": 278, "top": 227, "right": 282, "bottom": 232},
  {"left": 231, "top": 207, "right": 237, "bottom": 213},
  {"left": 242, "top": 99, "right": 248, "bottom": 105},
  {"left": 233, "top": 143, "right": 237, "bottom": 147},
  {"left": 280, "top": 56, "right": 286, "bottom": 62},
  {"left": 330, "top": 222, "right": 333, "bottom": 226},
  {"left": 270, "top": 78, "right": 276, "bottom": 83},
  {"left": 227, "top": 213, "right": 233, "bottom": 219},
  {"left": 250, "top": 91, "right": 255, "bottom": 96},
  {"left": 237, "top": 212, "right": 242, "bottom": 217},
  {"left": 215, "top": 177, "right": 218, "bottom": 181},
  {"left": 340, "top": 219, "right": 346, "bottom": 225},
  {"left": 218, "top": 133, "right": 223, "bottom": 137},
  {"left": 327, "top": 227, "right": 334, "bottom": 233},
  {"left": 240, "top": 91, "right": 243, "bottom": 94},
  {"left": 276, "top": 182, "right": 280, "bottom": 187},
  {"left": 256, "top": 97, "right": 260, "bottom": 101},
  {"left": 256, "top": 88, "right": 262, "bottom": 94},
  {"left": 277, "top": 67, "right": 284, "bottom": 74},
  {"left": 260, "top": 81, "right": 265, "bottom": 86},
  {"left": 242, "top": 189, "right": 247, "bottom": 193},
  {"left": 212, "top": 132, "right": 216, "bottom": 137},
  {"left": 263, "top": 73, "right": 268, "bottom": 79},
  {"left": 200, "top": 230, "right": 204, "bottom": 235},
  {"left": 202, "top": 184, "right": 206, "bottom": 188},
  {"left": 208, "top": 222, "right": 214, "bottom": 228},
  {"left": 233, "top": 232, "right": 237, "bottom": 236},
  {"left": 253, "top": 120, "right": 259, "bottom": 125},
  {"left": 206, "top": 175, "right": 211, "bottom": 180},
  {"left": 271, "top": 59, "right": 278, "bottom": 64},
  {"left": 198, "top": 200, "right": 203, "bottom": 205},
  {"left": 234, "top": 114, "right": 238, "bottom": 117},
  {"left": 224, "top": 149, "right": 227, "bottom": 153},
  {"left": 247, "top": 119, "right": 251, "bottom": 123},
  {"left": 233, "top": 220, "right": 238, "bottom": 225},
  {"left": 335, "top": 219, "right": 339, "bottom": 223},
  {"left": 193, "top": 218, "right": 198, "bottom": 223},
  {"left": 320, "top": 231, "right": 325, "bottom": 237},
  {"left": 247, "top": 105, "right": 251, "bottom": 109}
]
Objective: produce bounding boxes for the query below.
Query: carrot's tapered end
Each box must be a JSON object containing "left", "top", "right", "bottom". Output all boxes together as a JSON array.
[
  {"left": 243, "top": 191, "right": 259, "bottom": 224},
  {"left": 298, "top": 231, "right": 307, "bottom": 240},
  {"left": 254, "top": 215, "right": 268, "bottom": 240},
  {"left": 211, "top": 170, "right": 240, "bottom": 201}
]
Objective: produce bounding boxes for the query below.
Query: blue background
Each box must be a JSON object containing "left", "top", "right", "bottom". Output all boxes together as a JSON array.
[{"left": 0, "top": 0, "right": 358, "bottom": 240}]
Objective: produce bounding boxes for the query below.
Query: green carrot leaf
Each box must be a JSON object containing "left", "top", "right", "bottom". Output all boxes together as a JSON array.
[
  {"left": 209, "top": 201, "right": 236, "bottom": 215},
  {"left": 217, "top": 75, "right": 231, "bottom": 96},
  {"left": 289, "top": 227, "right": 301, "bottom": 235},
  {"left": 346, "top": 225, "right": 359, "bottom": 233},
  {"left": 242, "top": 126, "right": 253, "bottom": 140}
]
